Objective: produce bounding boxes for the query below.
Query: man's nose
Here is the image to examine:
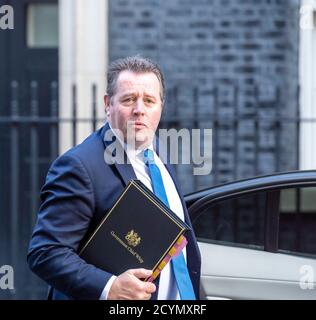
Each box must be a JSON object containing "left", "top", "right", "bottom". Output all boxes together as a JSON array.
[{"left": 133, "top": 99, "right": 145, "bottom": 115}]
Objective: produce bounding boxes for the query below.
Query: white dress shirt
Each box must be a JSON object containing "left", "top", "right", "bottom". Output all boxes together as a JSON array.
[{"left": 100, "top": 127, "right": 187, "bottom": 300}]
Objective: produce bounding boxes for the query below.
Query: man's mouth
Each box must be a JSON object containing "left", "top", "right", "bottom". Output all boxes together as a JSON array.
[{"left": 133, "top": 121, "right": 147, "bottom": 128}]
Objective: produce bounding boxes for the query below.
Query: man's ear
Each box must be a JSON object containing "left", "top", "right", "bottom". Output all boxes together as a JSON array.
[{"left": 104, "top": 95, "right": 110, "bottom": 117}]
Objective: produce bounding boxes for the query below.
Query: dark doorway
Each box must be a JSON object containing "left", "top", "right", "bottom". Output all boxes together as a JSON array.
[{"left": 0, "top": 0, "right": 58, "bottom": 299}]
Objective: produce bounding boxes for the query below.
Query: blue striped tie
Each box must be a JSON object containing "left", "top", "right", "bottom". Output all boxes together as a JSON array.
[{"left": 143, "top": 149, "right": 196, "bottom": 300}]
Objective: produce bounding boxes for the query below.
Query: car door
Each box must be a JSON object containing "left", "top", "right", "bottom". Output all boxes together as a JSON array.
[{"left": 185, "top": 171, "right": 316, "bottom": 300}]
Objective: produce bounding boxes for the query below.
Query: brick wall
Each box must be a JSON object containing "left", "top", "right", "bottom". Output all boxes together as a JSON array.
[{"left": 109, "top": 0, "right": 300, "bottom": 194}]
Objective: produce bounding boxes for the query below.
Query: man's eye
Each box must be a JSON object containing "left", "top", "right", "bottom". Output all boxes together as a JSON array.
[
  {"left": 145, "top": 98, "right": 154, "bottom": 104},
  {"left": 123, "top": 98, "right": 134, "bottom": 104}
]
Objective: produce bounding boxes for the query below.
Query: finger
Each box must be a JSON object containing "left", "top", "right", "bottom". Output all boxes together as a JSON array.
[
  {"left": 144, "top": 293, "right": 152, "bottom": 300},
  {"left": 145, "top": 282, "right": 156, "bottom": 294},
  {"left": 129, "top": 268, "right": 152, "bottom": 279},
  {"left": 139, "top": 292, "right": 152, "bottom": 300}
]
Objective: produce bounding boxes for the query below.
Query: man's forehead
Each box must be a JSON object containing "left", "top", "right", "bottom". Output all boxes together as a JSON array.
[{"left": 116, "top": 71, "right": 160, "bottom": 90}]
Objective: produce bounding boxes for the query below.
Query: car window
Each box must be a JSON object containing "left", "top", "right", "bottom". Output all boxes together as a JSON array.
[
  {"left": 279, "top": 187, "right": 316, "bottom": 257},
  {"left": 192, "top": 184, "right": 316, "bottom": 257},
  {"left": 192, "top": 192, "right": 266, "bottom": 249}
]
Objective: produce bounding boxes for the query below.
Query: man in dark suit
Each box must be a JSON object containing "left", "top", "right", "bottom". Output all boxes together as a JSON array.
[{"left": 27, "top": 56, "right": 201, "bottom": 300}]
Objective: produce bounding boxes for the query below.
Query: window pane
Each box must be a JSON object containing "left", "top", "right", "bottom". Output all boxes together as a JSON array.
[
  {"left": 193, "top": 192, "right": 266, "bottom": 248},
  {"left": 280, "top": 188, "right": 296, "bottom": 213},
  {"left": 26, "top": 4, "right": 58, "bottom": 48},
  {"left": 279, "top": 187, "right": 316, "bottom": 256},
  {"left": 301, "top": 187, "right": 316, "bottom": 212}
]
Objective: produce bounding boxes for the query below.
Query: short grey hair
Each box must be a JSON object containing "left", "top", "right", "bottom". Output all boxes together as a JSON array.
[{"left": 106, "top": 55, "right": 165, "bottom": 104}]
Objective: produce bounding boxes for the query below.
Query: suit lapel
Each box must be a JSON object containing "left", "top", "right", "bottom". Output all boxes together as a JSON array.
[{"left": 101, "top": 122, "right": 137, "bottom": 186}]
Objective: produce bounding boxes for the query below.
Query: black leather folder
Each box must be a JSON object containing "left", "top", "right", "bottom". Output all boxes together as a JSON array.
[{"left": 79, "top": 180, "right": 190, "bottom": 279}]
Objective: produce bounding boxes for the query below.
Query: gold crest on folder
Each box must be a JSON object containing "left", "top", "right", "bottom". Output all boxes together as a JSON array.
[{"left": 125, "top": 230, "right": 141, "bottom": 247}]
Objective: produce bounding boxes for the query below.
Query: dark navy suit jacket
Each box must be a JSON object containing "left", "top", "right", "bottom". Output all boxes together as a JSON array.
[{"left": 27, "top": 123, "right": 201, "bottom": 300}]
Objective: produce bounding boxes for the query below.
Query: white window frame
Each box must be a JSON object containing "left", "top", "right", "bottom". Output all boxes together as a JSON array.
[
  {"left": 59, "top": 0, "right": 108, "bottom": 153},
  {"left": 299, "top": 0, "right": 316, "bottom": 169}
]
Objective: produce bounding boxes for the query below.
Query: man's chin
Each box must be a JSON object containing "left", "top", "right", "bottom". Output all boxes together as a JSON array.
[
  {"left": 126, "top": 126, "right": 155, "bottom": 149},
  {"left": 125, "top": 132, "right": 150, "bottom": 150}
]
